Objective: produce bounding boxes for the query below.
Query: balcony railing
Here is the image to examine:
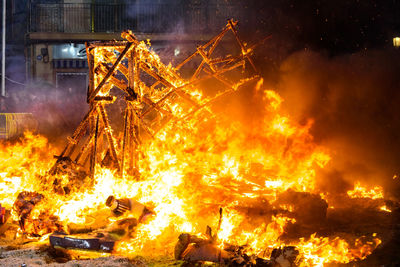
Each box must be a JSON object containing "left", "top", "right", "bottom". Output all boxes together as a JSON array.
[{"left": 29, "top": 2, "right": 249, "bottom": 34}]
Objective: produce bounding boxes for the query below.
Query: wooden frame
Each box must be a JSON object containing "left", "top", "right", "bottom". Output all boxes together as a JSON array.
[{"left": 50, "top": 19, "right": 261, "bottom": 180}]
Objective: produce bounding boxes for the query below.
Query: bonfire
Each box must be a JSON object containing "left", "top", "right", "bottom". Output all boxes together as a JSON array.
[{"left": 0, "top": 20, "right": 389, "bottom": 266}]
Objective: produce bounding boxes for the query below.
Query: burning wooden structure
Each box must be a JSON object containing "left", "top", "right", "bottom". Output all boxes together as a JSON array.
[{"left": 50, "top": 19, "right": 259, "bottom": 180}]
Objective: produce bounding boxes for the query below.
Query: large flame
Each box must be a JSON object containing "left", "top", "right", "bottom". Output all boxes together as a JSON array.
[{"left": 0, "top": 46, "right": 384, "bottom": 265}]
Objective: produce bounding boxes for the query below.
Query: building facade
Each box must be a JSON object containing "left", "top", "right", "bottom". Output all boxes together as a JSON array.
[{"left": 22, "top": 0, "right": 252, "bottom": 98}]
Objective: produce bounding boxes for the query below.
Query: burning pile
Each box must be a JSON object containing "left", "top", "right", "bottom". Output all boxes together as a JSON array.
[{"left": 0, "top": 20, "right": 391, "bottom": 266}]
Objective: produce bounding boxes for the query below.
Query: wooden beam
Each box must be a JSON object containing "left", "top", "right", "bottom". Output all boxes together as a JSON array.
[
  {"left": 98, "top": 104, "right": 120, "bottom": 172},
  {"left": 228, "top": 19, "right": 258, "bottom": 73},
  {"left": 89, "top": 42, "right": 133, "bottom": 102},
  {"left": 90, "top": 114, "right": 100, "bottom": 179}
]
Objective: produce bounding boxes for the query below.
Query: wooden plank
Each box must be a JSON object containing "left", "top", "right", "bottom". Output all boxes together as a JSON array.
[{"left": 121, "top": 108, "right": 129, "bottom": 177}]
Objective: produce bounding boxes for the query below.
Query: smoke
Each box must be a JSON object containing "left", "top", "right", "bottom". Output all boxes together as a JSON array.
[
  {"left": 2, "top": 45, "right": 87, "bottom": 142},
  {"left": 117, "top": 0, "right": 400, "bottom": 200},
  {"left": 274, "top": 49, "right": 400, "bottom": 198},
  {"left": 198, "top": 44, "right": 400, "bottom": 199},
  {"left": 6, "top": 79, "right": 88, "bottom": 142}
]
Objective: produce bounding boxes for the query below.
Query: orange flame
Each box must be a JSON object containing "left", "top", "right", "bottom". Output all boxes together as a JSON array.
[{"left": 0, "top": 44, "right": 384, "bottom": 265}]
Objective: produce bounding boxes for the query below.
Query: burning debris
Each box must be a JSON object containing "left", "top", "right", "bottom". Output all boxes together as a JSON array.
[
  {"left": 0, "top": 19, "right": 392, "bottom": 266},
  {"left": 13, "top": 191, "right": 63, "bottom": 236},
  {"left": 52, "top": 156, "right": 89, "bottom": 195},
  {"left": 48, "top": 196, "right": 154, "bottom": 254},
  {"left": 49, "top": 232, "right": 115, "bottom": 253},
  {"left": 105, "top": 195, "right": 155, "bottom": 223},
  {"left": 175, "top": 227, "right": 299, "bottom": 266}
]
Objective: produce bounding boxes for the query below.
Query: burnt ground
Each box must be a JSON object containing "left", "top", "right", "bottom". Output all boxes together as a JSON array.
[
  {"left": 0, "top": 231, "right": 399, "bottom": 267},
  {"left": 0, "top": 243, "right": 178, "bottom": 267}
]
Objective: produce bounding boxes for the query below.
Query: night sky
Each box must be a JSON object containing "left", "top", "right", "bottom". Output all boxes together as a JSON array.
[{"left": 249, "top": 0, "right": 400, "bottom": 54}]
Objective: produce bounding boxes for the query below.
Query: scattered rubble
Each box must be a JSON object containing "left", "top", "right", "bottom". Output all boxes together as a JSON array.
[{"left": 175, "top": 228, "right": 299, "bottom": 266}]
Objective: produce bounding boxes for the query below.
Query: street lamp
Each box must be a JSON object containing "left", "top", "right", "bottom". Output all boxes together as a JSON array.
[
  {"left": 1, "top": 0, "right": 5, "bottom": 97},
  {"left": 393, "top": 37, "right": 400, "bottom": 48}
]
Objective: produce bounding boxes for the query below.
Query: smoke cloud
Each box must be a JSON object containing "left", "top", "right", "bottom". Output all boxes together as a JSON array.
[
  {"left": 274, "top": 49, "right": 400, "bottom": 198},
  {"left": 6, "top": 79, "right": 88, "bottom": 143}
]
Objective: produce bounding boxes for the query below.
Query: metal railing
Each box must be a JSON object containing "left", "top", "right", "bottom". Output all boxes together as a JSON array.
[{"left": 29, "top": 2, "right": 248, "bottom": 34}]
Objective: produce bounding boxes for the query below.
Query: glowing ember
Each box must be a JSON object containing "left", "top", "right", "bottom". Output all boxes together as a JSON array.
[
  {"left": 380, "top": 205, "right": 392, "bottom": 212},
  {"left": 347, "top": 181, "right": 384, "bottom": 199}
]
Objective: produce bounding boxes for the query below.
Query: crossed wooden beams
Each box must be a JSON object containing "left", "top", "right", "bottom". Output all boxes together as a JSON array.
[{"left": 49, "top": 19, "right": 262, "bottom": 180}]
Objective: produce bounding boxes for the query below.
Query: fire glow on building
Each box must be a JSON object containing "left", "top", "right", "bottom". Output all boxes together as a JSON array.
[{"left": 0, "top": 7, "right": 399, "bottom": 267}]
